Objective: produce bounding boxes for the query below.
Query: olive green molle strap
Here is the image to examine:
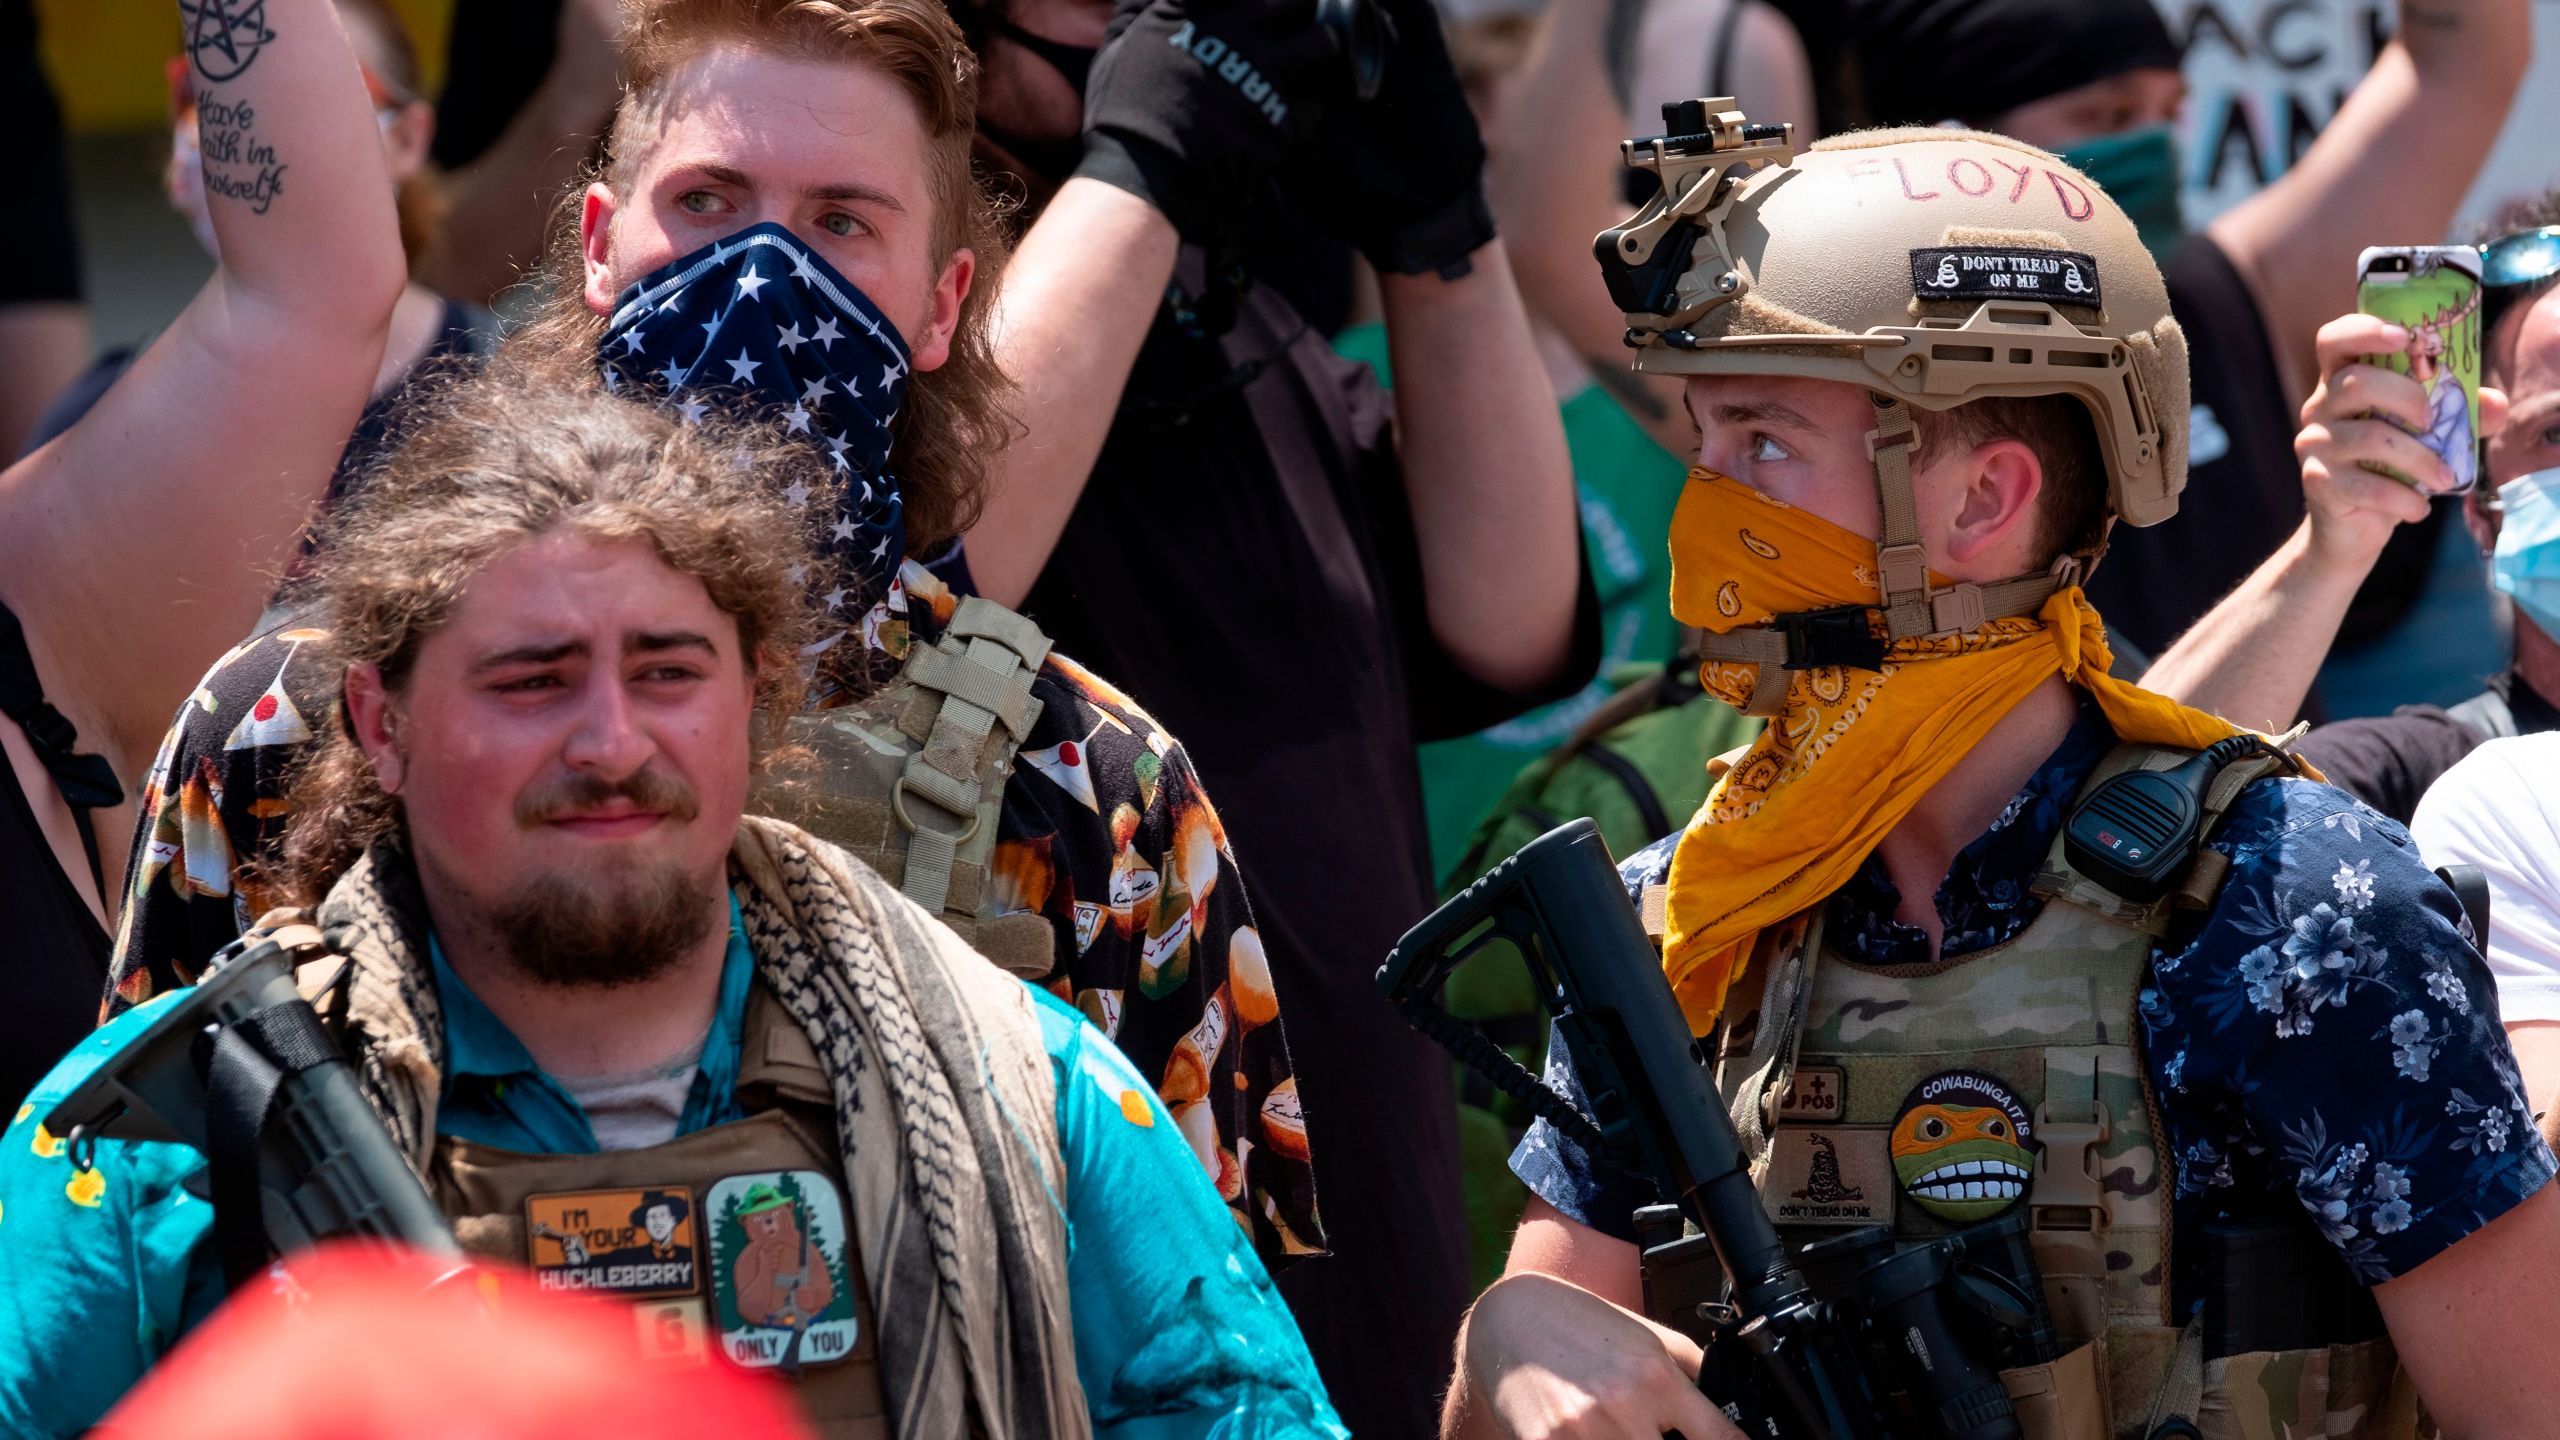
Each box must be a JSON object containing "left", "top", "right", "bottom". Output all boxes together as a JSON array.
[
  {"left": 890, "top": 598, "right": 1050, "bottom": 916},
  {"left": 1639, "top": 883, "right": 1671, "bottom": 941},
  {"left": 1722, "top": 913, "right": 1827, "bottom": 1169},
  {"left": 2031, "top": 1047, "right": 2112, "bottom": 1344},
  {"left": 2139, "top": 1320, "right": 2207, "bottom": 1440},
  {"left": 1867, "top": 394, "right": 1933, "bottom": 634},
  {"left": 1690, "top": 627, "right": 1794, "bottom": 716}
]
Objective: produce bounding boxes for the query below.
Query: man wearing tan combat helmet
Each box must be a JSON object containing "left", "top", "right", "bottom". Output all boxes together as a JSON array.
[{"left": 1447, "top": 105, "right": 2560, "bottom": 1440}]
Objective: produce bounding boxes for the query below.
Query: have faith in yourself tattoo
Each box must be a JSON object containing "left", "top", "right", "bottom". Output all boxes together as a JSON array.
[{"left": 196, "top": 92, "right": 289, "bottom": 215}]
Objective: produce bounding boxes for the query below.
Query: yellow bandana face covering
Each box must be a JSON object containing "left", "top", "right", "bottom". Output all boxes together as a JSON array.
[{"left": 1661, "top": 468, "right": 2282, "bottom": 1033}]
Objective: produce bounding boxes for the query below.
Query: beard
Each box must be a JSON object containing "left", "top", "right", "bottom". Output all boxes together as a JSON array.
[
  {"left": 487, "top": 856, "right": 722, "bottom": 990},
  {"left": 483, "top": 761, "right": 719, "bottom": 989}
]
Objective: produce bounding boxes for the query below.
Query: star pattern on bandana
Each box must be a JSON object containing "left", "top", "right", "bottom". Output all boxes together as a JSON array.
[{"left": 596, "top": 222, "right": 915, "bottom": 700}]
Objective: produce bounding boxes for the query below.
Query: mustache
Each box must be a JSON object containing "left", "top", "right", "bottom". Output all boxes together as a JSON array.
[{"left": 515, "top": 766, "right": 701, "bottom": 827}]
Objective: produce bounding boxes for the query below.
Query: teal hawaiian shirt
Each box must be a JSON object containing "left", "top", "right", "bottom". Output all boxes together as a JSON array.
[{"left": 0, "top": 934, "right": 1341, "bottom": 1437}]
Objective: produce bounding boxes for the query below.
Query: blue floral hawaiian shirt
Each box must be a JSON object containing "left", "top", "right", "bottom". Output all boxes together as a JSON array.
[{"left": 1516, "top": 696, "right": 2556, "bottom": 1295}]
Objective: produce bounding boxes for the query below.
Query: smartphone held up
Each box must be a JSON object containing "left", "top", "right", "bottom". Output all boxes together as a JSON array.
[{"left": 2356, "top": 244, "right": 2485, "bottom": 495}]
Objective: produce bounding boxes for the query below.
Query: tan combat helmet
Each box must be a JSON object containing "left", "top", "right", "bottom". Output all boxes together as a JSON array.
[{"left": 1597, "top": 102, "right": 2189, "bottom": 713}]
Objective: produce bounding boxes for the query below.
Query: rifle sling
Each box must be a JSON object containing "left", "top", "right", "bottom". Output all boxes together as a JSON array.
[{"left": 204, "top": 999, "right": 348, "bottom": 1289}]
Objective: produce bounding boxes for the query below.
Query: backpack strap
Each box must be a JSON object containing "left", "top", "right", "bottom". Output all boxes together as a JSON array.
[
  {"left": 0, "top": 601, "right": 120, "bottom": 896},
  {"left": 2435, "top": 863, "right": 2492, "bottom": 950},
  {"left": 889, "top": 597, "right": 1050, "bottom": 916}
]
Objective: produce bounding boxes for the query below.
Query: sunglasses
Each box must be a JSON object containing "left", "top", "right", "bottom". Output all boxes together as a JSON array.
[
  {"left": 2484, "top": 226, "right": 2560, "bottom": 289},
  {"left": 2481, "top": 225, "right": 2560, "bottom": 341}
]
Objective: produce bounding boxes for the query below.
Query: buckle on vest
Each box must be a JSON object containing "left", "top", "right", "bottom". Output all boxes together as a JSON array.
[
  {"left": 2030, "top": 1102, "right": 2112, "bottom": 1232},
  {"left": 890, "top": 772, "right": 983, "bottom": 846},
  {"left": 1772, "top": 606, "right": 1886, "bottom": 672}
]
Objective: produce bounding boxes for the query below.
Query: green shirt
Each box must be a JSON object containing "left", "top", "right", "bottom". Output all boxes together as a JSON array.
[{"left": 1333, "top": 322, "right": 1688, "bottom": 880}]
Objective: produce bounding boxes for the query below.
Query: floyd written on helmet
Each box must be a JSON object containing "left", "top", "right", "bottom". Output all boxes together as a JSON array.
[{"left": 1593, "top": 102, "right": 2191, "bottom": 711}]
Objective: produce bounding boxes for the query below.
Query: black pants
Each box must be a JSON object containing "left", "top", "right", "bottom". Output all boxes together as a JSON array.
[{"left": 1270, "top": 930, "right": 1472, "bottom": 1439}]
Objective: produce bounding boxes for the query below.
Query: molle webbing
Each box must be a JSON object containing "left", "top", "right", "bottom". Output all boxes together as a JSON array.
[
  {"left": 890, "top": 599, "right": 1050, "bottom": 916},
  {"left": 769, "top": 598, "right": 1056, "bottom": 979}
]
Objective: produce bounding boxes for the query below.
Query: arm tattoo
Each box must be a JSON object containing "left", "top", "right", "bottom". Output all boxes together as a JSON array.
[
  {"left": 194, "top": 91, "right": 289, "bottom": 214},
  {"left": 181, "top": 0, "right": 277, "bottom": 83}
]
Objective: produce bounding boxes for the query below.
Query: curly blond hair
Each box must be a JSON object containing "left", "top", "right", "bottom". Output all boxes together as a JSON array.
[
  {"left": 501, "top": 0, "right": 1018, "bottom": 554},
  {"left": 276, "top": 376, "right": 829, "bottom": 904}
]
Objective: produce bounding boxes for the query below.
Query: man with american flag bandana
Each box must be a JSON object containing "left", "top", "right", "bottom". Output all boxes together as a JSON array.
[{"left": 107, "top": 0, "right": 1327, "bottom": 1273}]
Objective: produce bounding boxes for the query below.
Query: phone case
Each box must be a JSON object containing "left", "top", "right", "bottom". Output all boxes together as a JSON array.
[{"left": 2356, "top": 244, "right": 2484, "bottom": 494}]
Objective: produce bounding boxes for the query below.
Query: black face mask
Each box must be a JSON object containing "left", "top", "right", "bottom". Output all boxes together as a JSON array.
[{"left": 976, "top": 18, "right": 1097, "bottom": 185}]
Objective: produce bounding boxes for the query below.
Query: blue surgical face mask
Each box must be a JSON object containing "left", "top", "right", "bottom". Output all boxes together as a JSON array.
[
  {"left": 2059, "top": 124, "right": 2184, "bottom": 264},
  {"left": 2493, "top": 467, "right": 2560, "bottom": 638},
  {"left": 596, "top": 222, "right": 913, "bottom": 672}
]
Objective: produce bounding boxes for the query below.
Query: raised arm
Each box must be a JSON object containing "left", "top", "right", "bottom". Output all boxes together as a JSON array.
[
  {"left": 964, "top": 181, "right": 1179, "bottom": 607},
  {"left": 1493, "top": 0, "right": 1689, "bottom": 456},
  {"left": 2206, "top": 0, "right": 2529, "bottom": 406},
  {"left": 1293, "top": 0, "right": 1580, "bottom": 692},
  {"left": 2134, "top": 313, "right": 2498, "bottom": 729},
  {"left": 0, "top": 0, "right": 402, "bottom": 781},
  {"left": 1491, "top": 0, "right": 1809, "bottom": 461},
  {"left": 962, "top": 0, "right": 1335, "bottom": 607},
  {"left": 1380, "top": 247, "right": 1582, "bottom": 692}
]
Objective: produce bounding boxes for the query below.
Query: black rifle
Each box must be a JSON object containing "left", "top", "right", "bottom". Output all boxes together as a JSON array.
[
  {"left": 1379, "top": 819, "right": 2028, "bottom": 1440},
  {"left": 46, "top": 934, "right": 461, "bottom": 1288}
]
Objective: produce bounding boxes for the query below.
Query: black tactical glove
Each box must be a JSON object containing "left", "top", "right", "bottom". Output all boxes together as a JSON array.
[
  {"left": 1074, "top": 0, "right": 1345, "bottom": 242},
  {"left": 1281, "top": 0, "right": 1495, "bottom": 278}
]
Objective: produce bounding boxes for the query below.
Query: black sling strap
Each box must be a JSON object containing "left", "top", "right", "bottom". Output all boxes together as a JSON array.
[
  {"left": 2435, "top": 863, "right": 2493, "bottom": 952},
  {"left": 203, "top": 998, "right": 349, "bottom": 1290},
  {"left": 0, "top": 600, "right": 121, "bottom": 895}
]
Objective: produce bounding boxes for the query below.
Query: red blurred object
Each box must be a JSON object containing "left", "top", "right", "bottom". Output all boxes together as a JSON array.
[{"left": 97, "top": 1243, "right": 814, "bottom": 1440}]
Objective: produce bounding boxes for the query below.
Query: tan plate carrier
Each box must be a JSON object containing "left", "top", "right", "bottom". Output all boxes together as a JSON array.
[
  {"left": 765, "top": 596, "right": 1059, "bottom": 981},
  {"left": 1662, "top": 743, "right": 2422, "bottom": 1440}
]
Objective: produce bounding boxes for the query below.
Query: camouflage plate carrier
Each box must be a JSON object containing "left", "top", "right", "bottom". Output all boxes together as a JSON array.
[
  {"left": 760, "top": 596, "right": 1059, "bottom": 981},
  {"left": 1682, "top": 743, "right": 2422, "bottom": 1440}
]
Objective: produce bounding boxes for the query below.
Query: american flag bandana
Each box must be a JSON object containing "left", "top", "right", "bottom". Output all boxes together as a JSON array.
[{"left": 596, "top": 223, "right": 913, "bottom": 637}]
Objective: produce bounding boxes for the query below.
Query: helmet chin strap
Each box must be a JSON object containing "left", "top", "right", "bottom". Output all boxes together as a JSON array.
[{"left": 1693, "top": 392, "right": 2091, "bottom": 718}]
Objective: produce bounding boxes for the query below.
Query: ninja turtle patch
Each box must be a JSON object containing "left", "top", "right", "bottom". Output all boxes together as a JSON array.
[
  {"left": 1892, "top": 1071, "right": 2034, "bottom": 1222},
  {"left": 707, "top": 1171, "right": 860, "bottom": 1370}
]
